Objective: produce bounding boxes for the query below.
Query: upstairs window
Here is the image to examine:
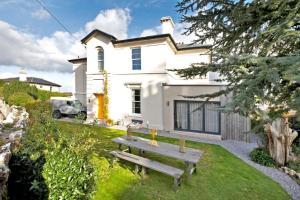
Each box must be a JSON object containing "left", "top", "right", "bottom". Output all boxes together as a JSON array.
[
  {"left": 97, "top": 46, "right": 104, "bottom": 71},
  {"left": 132, "top": 47, "right": 141, "bottom": 70},
  {"left": 132, "top": 89, "right": 141, "bottom": 114}
]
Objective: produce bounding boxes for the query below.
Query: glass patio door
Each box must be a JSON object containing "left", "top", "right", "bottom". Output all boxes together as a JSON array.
[{"left": 174, "top": 101, "right": 220, "bottom": 134}]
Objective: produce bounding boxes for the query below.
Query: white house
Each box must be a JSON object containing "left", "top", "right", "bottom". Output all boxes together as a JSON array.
[
  {"left": 69, "top": 17, "right": 250, "bottom": 140},
  {"left": 1, "top": 69, "right": 61, "bottom": 92}
]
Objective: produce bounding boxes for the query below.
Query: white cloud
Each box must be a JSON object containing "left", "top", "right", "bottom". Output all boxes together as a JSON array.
[
  {"left": 0, "top": 20, "right": 85, "bottom": 73},
  {"left": 32, "top": 8, "right": 50, "bottom": 20},
  {"left": 140, "top": 22, "right": 199, "bottom": 44},
  {"left": 0, "top": 72, "right": 14, "bottom": 79},
  {"left": 85, "top": 8, "right": 131, "bottom": 39},
  {"left": 140, "top": 26, "right": 161, "bottom": 37},
  {"left": 0, "top": 8, "right": 132, "bottom": 74},
  {"left": 0, "top": 8, "right": 132, "bottom": 90}
]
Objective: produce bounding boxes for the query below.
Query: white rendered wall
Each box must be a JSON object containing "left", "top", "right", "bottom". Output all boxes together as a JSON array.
[
  {"left": 82, "top": 34, "right": 219, "bottom": 128},
  {"left": 109, "top": 73, "right": 167, "bottom": 129},
  {"left": 73, "top": 63, "right": 87, "bottom": 105},
  {"left": 31, "top": 84, "right": 60, "bottom": 92},
  {"left": 85, "top": 34, "right": 113, "bottom": 120}
]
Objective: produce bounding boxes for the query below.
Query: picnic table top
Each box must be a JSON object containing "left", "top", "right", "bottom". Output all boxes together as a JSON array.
[{"left": 112, "top": 136, "right": 203, "bottom": 164}]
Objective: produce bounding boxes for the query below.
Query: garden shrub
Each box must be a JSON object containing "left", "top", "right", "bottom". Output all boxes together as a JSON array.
[
  {"left": 0, "top": 80, "right": 5, "bottom": 87},
  {"left": 43, "top": 147, "right": 94, "bottom": 200},
  {"left": 2, "top": 81, "right": 68, "bottom": 105},
  {"left": 0, "top": 87, "right": 3, "bottom": 97},
  {"left": 250, "top": 148, "right": 276, "bottom": 167},
  {"left": 3, "top": 81, "right": 39, "bottom": 103},
  {"left": 7, "top": 92, "right": 35, "bottom": 107},
  {"left": 8, "top": 101, "right": 95, "bottom": 199},
  {"left": 287, "top": 160, "right": 300, "bottom": 173},
  {"left": 291, "top": 142, "right": 300, "bottom": 158},
  {"left": 25, "top": 100, "right": 51, "bottom": 113},
  {"left": 37, "top": 90, "right": 70, "bottom": 101},
  {"left": 8, "top": 153, "right": 48, "bottom": 200}
]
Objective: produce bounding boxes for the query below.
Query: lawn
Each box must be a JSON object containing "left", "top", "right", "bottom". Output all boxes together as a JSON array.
[{"left": 56, "top": 121, "right": 290, "bottom": 200}]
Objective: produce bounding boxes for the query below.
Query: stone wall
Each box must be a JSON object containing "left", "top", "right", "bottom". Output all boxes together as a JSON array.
[
  {"left": 0, "top": 98, "right": 28, "bottom": 199},
  {"left": 0, "top": 143, "right": 11, "bottom": 200}
]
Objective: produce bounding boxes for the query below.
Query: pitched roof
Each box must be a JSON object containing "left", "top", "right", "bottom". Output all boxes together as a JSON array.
[
  {"left": 0, "top": 77, "right": 61, "bottom": 87},
  {"left": 176, "top": 43, "right": 212, "bottom": 50},
  {"left": 70, "top": 30, "right": 212, "bottom": 63},
  {"left": 81, "top": 29, "right": 212, "bottom": 50},
  {"left": 81, "top": 29, "right": 117, "bottom": 44},
  {"left": 68, "top": 57, "right": 87, "bottom": 63},
  {"left": 112, "top": 33, "right": 212, "bottom": 51}
]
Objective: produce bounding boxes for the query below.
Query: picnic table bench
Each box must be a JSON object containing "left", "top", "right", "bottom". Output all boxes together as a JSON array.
[
  {"left": 112, "top": 136, "right": 203, "bottom": 176},
  {"left": 110, "top": 150, "right": 184, "bottom": 191}
]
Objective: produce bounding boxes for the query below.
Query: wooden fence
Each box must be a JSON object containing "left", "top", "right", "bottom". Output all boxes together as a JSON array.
[{"left": 220, "top": 95, "right": 251, "bottom": 142}]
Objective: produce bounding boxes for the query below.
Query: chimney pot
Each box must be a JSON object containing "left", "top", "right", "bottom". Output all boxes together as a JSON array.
[{"left": 19, "top": 68, "right": 27, "bottom": 82}]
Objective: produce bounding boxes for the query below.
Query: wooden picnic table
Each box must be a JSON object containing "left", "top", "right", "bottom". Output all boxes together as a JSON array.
[{"left": 112, "top": 136, "right": 203, "bottom": 175}]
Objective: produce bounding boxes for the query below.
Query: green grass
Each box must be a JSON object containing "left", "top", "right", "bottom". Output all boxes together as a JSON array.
[{"left": 56, "top": 121, "right": 290, "bottom": 200}]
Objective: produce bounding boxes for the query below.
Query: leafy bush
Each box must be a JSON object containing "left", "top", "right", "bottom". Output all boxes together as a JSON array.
[
  {"left": 250, "top": 148, "right": 276, "bottom": 167},
  {"left": 37, "top": 90, "right": 70, "bottom": 101},
  {"left": 287, "top": 160, "right": 300, "bottom": 173},
  {"left": 8, "top": 153, "right": 48, "bottom": 200},
  {"left": 0, "top": 80, "right": 5, "bottom": 87},
  {"left": 43, "top": 147, "right": 94, "bottom": 200},
  {"left": 25, "top": 101, "right": 52, "bottom": 125},
  {"left": 0, "top": 87, "right": 3, "bottom": 97},
  {"left": 292, "top": 144, "right": 300, "bottom": 157},
  {"left": 7, "top": 92, "right": 35, "bottom": 107},
  {"left": 8, "top": 101, "right": 95, "bottom": 199},
  {"left": 2, "top": 81, "right": 69, "bottom": 105},
  {"left": 3, "top": 81, "right": 38, "bottom": 103}
]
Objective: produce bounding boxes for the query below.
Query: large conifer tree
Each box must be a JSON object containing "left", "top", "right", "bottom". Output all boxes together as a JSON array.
[{"left": 176, "top": 0, "right": 300, "bottom": 121}]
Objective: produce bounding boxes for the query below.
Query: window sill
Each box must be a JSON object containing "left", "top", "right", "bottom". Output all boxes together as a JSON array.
[{"left": 129, "top": 113, "right": 142, "bottom": 118}]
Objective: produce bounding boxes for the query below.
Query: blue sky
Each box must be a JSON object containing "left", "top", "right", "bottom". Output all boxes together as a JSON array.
[
  {"left": 0, "top": 0, "right": 193, "bottom": 91},
  {"left": 0, "top": 0, "right": 180, "bottom": 37}
]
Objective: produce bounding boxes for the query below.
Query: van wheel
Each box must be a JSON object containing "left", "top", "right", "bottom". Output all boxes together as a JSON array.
[
  {"left": 52, "top": 110, "right": 62, "bottom": 119},
  {"left": 78, "top": 112, "right": 87, "bottom": 120}
]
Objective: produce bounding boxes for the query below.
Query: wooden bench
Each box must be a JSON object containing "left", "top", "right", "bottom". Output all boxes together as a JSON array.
[{"left": 110, "top": 150, "right": 184, "bottom": 191}]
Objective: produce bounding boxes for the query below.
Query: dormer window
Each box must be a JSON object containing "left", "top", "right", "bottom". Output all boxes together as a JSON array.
[{"left": 97, "top": 46, "right": 104, "bottom": 71}]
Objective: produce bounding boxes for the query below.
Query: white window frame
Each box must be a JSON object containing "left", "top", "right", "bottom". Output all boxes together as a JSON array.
[
  {"left": 97, "top": 46, "right": 104, "bottom": 71},
  {"left": 131, "top": 47, "right": 141, "bottom": 70},
  {"left": 131, "top": 88, "right": 141, "bottom": 114}
]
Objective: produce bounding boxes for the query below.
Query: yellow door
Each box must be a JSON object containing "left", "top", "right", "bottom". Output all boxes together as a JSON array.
[{"left": 97, "top": 94, "right": 104, "bottom": 120}]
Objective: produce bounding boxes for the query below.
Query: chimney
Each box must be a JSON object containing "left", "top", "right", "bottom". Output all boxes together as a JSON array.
[
  {"left": 160, "top": 16, "right": 175, "bottom": 36},
  {"left": 19, "top": 68, "right": 27, "bottom": 82}
]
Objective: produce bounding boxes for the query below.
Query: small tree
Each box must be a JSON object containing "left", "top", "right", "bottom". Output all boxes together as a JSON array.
[{"left": 176, "top": 0, "right": 300, "bottom": 165}]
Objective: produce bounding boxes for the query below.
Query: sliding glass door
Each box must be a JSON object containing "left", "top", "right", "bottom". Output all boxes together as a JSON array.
[{"left": 174, "top": 101, "right": 220, "bottom": 134}]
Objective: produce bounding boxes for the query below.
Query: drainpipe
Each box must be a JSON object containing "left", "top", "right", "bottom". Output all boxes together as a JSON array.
[{"left": 161, "top": 82, "right": 166, "bottom": 131}]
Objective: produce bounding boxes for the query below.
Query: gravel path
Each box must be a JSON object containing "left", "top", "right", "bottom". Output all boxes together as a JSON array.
[{"left": 134, "top": 128, "right": 300, "bottom": 200}]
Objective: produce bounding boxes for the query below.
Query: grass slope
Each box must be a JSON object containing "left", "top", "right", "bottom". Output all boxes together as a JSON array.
[{"left": 56, "top": 121, "right": 290, "bottom": 200}]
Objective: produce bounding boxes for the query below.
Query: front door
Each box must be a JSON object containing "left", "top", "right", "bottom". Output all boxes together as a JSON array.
[{"left": 96, "top": 94, "right": 104, "bottom": 120}]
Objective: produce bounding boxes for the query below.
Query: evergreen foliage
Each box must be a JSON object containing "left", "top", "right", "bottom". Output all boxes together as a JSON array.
[
  {"left": 175, "top": 0, "right": 300, "bottom": 122},
  {"left": 250, "top": 148, "right": 276, "bottom": 167}
]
